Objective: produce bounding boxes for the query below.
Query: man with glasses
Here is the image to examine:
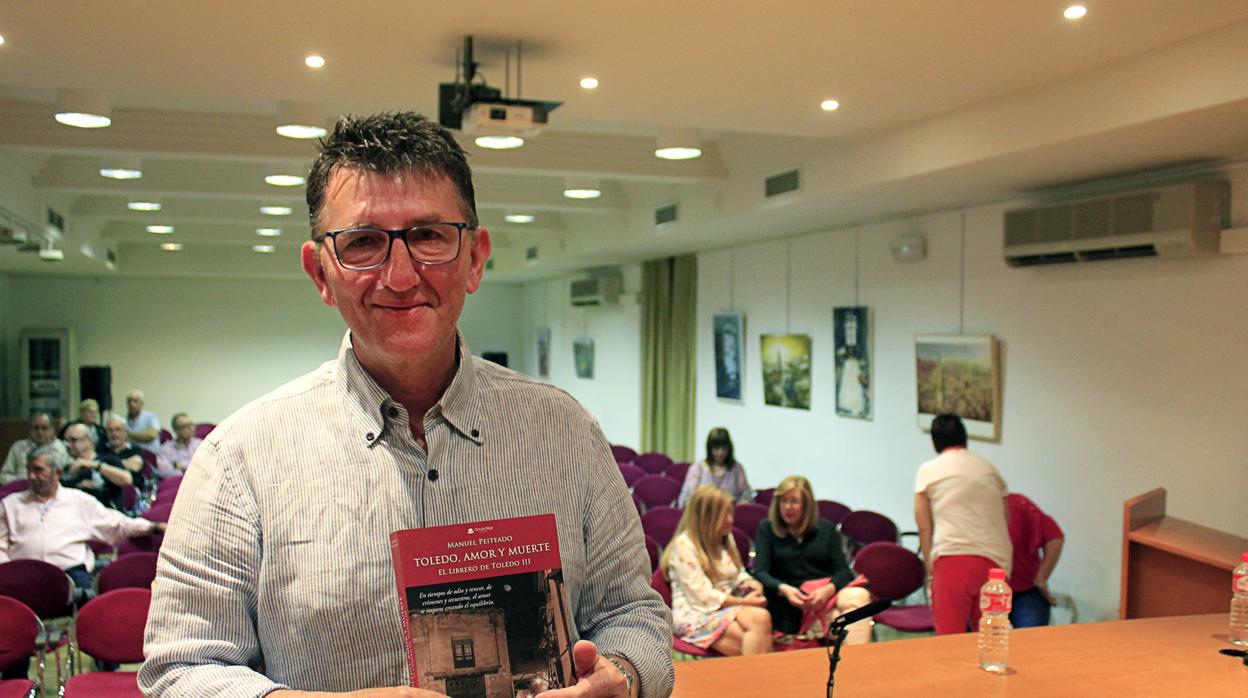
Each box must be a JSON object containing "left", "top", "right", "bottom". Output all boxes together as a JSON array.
[
  {"left": 156, "top": 412, "right": 201, "bottom": 478},
  {"left": 1, "top": 412, "right": 70, "bottom": 485},
  {"left": 143, "top": 112, "right": 673, "bottom": 698}
]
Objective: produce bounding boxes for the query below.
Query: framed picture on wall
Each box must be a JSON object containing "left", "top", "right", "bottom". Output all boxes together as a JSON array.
[
  {"left": 915, "top": 333, "right": 1002, "bottom": 442},
  {"left": 536, "top": 327, "right": 551, "bottom": 379},
  {"left": 712, "top": 313, "right": 744, "bottom": 401},
  {"left": 833, "top": 306, "right": 871, "bottom": 420},
  {"left": 760, "top": 333, "right": 812, "bottom": 410},
  {"left": 573, "top": 339, "right": 594, "bottom": 379}
]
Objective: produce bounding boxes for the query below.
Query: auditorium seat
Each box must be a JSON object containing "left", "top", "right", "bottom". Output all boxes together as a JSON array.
[
  {"left": 732, "top": 502, "right": 770, "bottom": 540},
  {"left": 839, "top": 510, "right": 899, "bottom": 557},
  {"left": 618, "top": 463, "right": 646, "bottom": 488},
  {"left": 816, "top": 500, "right": 852, "bottom": 526},
  {"left": 753, "top": 488, "right": 775, "bottom": 506},
  {"left": 610, "top": 444, "right": 638, "bottom": 464},
  {"left": 731, "top": 526, "right": 753, "bottom": 569},
  {"left": 97, "top": 552, "right": 159, "bottom": 594},
  {"left": 852, "top": 542, "right": 934, "bottom": 636},
  {"left": 0, "top": 480, "right": 28, "bottom": 499},
  {"left": 62, "top": 588, "right": 150, "bottom": 697},
  {"left": 650, "top": 569, "right": 723, "bottom": 659},
  {"left": 0, "top": 596, "right": 41, "bottom": 698},
  {"left": 633, "top": 475, "right": 681, "bottom": 510},
  {"left": 640, "top": 506, "right": 682, "bottom": 547},
  {"left": 193, "top": 423, "right": 216, "bottom": 440},
  {"left": 634, "top": 452, "right": 674, "bottom": 476},
  {"left": 664, "top": 461, "right": 691, "bottom": 482},
  {"left": 644, "top": 535, "right": 661, "bottom": 573}
]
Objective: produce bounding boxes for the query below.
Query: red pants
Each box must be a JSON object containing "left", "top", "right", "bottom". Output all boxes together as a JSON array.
[{"left": 931, "top": 555, "right": 998, "bottom": 635}]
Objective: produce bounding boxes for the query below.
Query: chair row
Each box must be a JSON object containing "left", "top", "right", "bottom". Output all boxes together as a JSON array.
[{"left": 158, "top": 422, "right": 216, "bottom": 444}]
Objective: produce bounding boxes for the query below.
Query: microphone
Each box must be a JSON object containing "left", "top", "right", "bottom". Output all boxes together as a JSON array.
[
  {"left": 428, "top": 469, "right": 439, "bottom": 482},
  {"left": 829, "top": 599, "right": 892, "bottom": 630}
]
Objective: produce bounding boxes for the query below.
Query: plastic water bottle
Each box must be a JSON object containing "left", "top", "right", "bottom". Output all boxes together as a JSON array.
[
  {"left": 978, "top": 567, "right": 1012, "bottom": 673},
  {"left": 1231, "top": 552, "right": 1248, "bottom": 647}
]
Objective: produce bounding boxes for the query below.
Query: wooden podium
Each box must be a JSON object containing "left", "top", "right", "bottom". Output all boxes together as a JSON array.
[{"left": 1119, "top": 487, "right": 1247, "bottom": 619}]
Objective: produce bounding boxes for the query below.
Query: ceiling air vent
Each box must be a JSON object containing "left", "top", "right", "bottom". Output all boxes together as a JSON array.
[
  {"left": 525, "top": 246, "right": 539, "bottom": 261},
  {"left": 655, "top": 204, "right": 679, "bottom": 226},
  {"left": 765, "top": 168, "right": 801, "bottom": 198}
]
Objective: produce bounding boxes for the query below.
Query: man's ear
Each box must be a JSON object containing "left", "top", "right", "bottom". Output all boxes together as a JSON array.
[
  {"left": 302, "top": 241, "right": 336, "bottom": 307},
  {"left": 465, "top": 227, "right": 492, "bottom": 294}
]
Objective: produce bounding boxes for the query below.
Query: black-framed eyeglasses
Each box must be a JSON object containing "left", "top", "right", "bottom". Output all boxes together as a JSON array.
[{"left": 317, "top": 222, "right": 471, "bottom": 270}]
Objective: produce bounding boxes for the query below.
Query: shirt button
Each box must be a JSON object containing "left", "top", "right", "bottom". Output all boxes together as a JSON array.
[
  {"left": 365, "top": 432, "right": 375, "bottom": 442},
  {"left": 470, "top": 428, "right": 480, "bottom": 438}
]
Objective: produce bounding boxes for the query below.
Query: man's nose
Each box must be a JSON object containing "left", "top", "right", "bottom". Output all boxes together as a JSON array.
[{"left": 379, "top": 236, "right": 423, "bottom": 290}]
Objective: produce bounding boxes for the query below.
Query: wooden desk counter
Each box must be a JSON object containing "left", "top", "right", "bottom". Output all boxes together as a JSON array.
[{"left": 671, "top": 614, "right": 1246, "bottom": 697}]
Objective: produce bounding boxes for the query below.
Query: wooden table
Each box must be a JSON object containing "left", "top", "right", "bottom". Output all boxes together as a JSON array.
[{"left": 671, "top": 614, "right": 1246, "bottom": 697}]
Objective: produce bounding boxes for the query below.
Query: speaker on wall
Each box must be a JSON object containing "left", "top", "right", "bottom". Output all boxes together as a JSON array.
[{"left": 79, "top": 365, "right": 112, "bottom": 412}]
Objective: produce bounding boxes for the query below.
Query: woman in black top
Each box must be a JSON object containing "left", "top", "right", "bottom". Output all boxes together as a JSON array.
[{"left": 752, "top": 475, "right": 873, "bottom": 643}]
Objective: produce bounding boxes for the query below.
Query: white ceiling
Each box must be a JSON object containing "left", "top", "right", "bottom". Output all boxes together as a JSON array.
[{"left": 2, "top": 1, "right": 1247, "bottom": 281}]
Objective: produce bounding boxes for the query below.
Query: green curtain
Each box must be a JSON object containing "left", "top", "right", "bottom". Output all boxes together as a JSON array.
[{"left": 640, "top": 254, "right": 697, "bottom": 460}]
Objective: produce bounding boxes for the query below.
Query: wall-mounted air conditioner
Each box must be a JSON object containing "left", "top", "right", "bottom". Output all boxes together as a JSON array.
[
  {"left": 1003, "top": 181, "right": 1228, "bottom": 267},
  {"left": 570, "top": 273, "right": 622, "bottom": 306}
]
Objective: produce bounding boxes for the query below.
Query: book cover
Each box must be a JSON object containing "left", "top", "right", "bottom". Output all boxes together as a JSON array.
[{"left": 390, "top": 513, "right": 576, "bottom": 698}]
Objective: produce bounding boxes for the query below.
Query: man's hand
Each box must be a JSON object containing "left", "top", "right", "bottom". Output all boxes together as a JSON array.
[{"left": 542, "top": 640, "right": 632, "bottom": 698}]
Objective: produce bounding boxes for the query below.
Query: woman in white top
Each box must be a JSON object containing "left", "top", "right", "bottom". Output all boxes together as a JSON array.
[
  {"left": 677, "top": 427, "right": 753, "bottom": 507},
  {"left": 661, "top": 485, "right": 773, "bottom": 655}
]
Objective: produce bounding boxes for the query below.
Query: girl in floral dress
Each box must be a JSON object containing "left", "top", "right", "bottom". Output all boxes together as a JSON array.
[{"left": 661, "top": 485, "right": 773, "bottom": 655}]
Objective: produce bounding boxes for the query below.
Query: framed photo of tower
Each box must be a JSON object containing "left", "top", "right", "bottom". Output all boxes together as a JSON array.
[
  {"left": 833, "top": 306, "right": 871, "bottom": 420},
  {"left": 712, "top": 313, "right": 744, "bottom": 401},
  {"left": 915, "top": 334, "right": 1002, "bottom": 442},
  {"left": 760, "top": 333, "right": 812, "bottom": 410}
]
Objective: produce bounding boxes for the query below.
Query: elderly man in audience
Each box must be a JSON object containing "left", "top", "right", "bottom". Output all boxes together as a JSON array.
[
  {"left": 62, "top": 422, "right": 134, "bottom": 511},
  {"left": 156, "top": 412, "right": 202, "bottom": 478},
  {"left": 124, "top": 388, "right": 161, "bottom": 460},
  {"left": 60, "top": 398, "right": 108, "bottom": 448},
  {"left": 0, "top": 448, "right": 163, "bottom": 596},
  {"left": 1, "top": 412, "right": 70, "bottom": 484}
]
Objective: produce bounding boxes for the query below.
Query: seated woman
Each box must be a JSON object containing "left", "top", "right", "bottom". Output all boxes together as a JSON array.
[
  {"left": 677, "top": 427, "right": 753, "bottom": 507},
  {"left": 753, "top": 475, "right": 872, "bottom": 644},
  {"left": 662, "top": 485, "right": 773, "bottom": 655}
]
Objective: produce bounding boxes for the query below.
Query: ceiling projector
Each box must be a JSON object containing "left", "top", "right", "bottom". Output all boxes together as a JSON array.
[{"left": 438, "top": 36, "right": 560, "bottom": 137}]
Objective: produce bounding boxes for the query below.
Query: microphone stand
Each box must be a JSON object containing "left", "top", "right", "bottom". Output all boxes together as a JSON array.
[{"left": 825, "top": 599, "right": 892, "bottom": 698}]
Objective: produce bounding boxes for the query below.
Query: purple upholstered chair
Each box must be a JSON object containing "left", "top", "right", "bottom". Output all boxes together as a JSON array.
[
  {"left": 730, "top": 526, "right": 753, "bottom": 569},
  {"left": 0, "top": 595, "right": 41, "bottom": 698},
  {"left": 0, "top": 480, "right": 29, "bottom": 499},
  {"left": 0, "top": 560, "right": 73, "bottom": 621},
  {"left": 618, "top": 463, "right": 646, "bottom": 489},
  {"left": 816, "top": 499, "right": 853, "bottom": 526},
  {"left": 664, "top": 461, "right": 691, "bottom": 483},
  {"left": 62, "top": 588, "right": 151, "bottom": 697},
  {"left": 753, "top": 488, "right": 775, "bottom": 506},
  {"left": 732, "top": 502, "right": 770, "bottom": 540},
  {"left": 643, "top": 535, "right": 661, "bottom": 573},
  {"left": 610, "top": 445, "right": 638, "bottom": 464},
  {"left": 839, "top": 509, "right": 899, "bottom": 557},
  {"left": 632, "top": 475, "right": 681, "bottom": 511},
  {"left": 650, "top": 569, "right": 722, "bottom": 658},
  {"left": 852, "top": 542, "right": 934, "bottom": 635},
  {"left": 634, "top": 452, "right": 674, "bottom": 476},
  {"left": 639, "top": 506, "right": 683, "bottom": 547},
  {"left": 96, "top": 552, "right": 159, "bottom": 594}
]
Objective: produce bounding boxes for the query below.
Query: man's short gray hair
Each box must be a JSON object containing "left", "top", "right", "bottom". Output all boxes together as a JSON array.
[
  {"left": 106, "top": 414, "right": 127, "bottom": 428},
  {"left": 27, "top": 445, "right": 61, "bottom": 469}
]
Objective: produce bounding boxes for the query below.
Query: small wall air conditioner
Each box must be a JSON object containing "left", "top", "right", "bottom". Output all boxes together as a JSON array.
[
  {"left": 1003, "top": 181, "right": 1228, "bottom": 267},
  {"left": 570, "top": 273, "right": 621, "bottom": 307}
]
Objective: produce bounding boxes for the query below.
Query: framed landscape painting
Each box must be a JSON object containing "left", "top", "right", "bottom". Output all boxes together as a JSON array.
[
  {"left": 573, "top": 339, "right": 594, "bottom": 379},
  {"left": 915, "top": 334, "right": 1001, "bottom": 442},
  {"left": 712, "top": 313, "right": 744, "bottom": 401},
  {"left": 760, "top": 333, "right": 812, "bottom": 410},
  {"left": 833, "top": 306, "right": 871, "bottom": 420}
]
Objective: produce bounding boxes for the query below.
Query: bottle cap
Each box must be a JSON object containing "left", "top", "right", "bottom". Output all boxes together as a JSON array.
[
  {"left": 1241, "top": 552, "right": 1248, "bottom": 563},
  {"left": 989, "top": 568, "right": 1007, "bottom": 580}
]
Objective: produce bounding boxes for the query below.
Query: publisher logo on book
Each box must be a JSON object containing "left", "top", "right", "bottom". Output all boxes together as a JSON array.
[{"left": 468, "top": 525, "right": 495, "bottom": 536}]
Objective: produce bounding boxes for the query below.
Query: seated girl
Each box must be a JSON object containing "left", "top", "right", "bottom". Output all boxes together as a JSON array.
[{"left": 662, "top": 485, "right": 773, "bottom": 655}]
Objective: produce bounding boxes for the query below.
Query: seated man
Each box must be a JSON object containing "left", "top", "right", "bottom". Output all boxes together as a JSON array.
[
  {"left": 62, "top": 423, "right": 134, "bottom": 511},
  {"left": 2, "top": 412, "right": 70, "bottom": 484},
  {"left": 59, "top": 398, "right": 107, "bottom": 449},
  {"left": 1006, "top": 493, "right": 1065, "bottom": 628},
  {"left": 0, "top": 448, "right": 164, "bottom": 595},
  {"left": 156, "top": 413, "right": 202, "bottom": 479},
  {"left": 125, "top": 389, "right": 161, "bottom": 462}
]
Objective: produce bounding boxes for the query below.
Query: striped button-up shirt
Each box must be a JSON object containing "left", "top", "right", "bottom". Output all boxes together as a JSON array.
[{"left": 141, "top": 333, "right": 674, "bottom": 697}]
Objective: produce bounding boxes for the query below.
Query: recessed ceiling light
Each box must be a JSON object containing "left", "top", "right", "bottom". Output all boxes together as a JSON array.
[
  {"left": 504, "top": 214, "right": 535, "bottom": 224},
  {"left": 654, "top": 127, "right": 702, "bottom": 160},
  {"left": 0, "top": 35, "right": 6, "bottom": 46},
  {"left": 100, "top": 168, "right": 142, "bottom": 180},
  {"left": 655, "top": 146, "right": 702, "bottom": 160},
  {"left": 260, "top": 205, "right": 293, "bottom": 216},
  {"left": 160, "top": 242, "right": 183, "bottom": 251},
  {"left": 128, "top": 201, "right": 161, "bottom": 212},
  {"left": 265, "top": 174, "right": 305, "bottom": 187},
  {"left": 256, "top": 228, "right": 282, "bottom": 237},
  {"left": 276, "top": 124, "right": 328, "bottom": 139},
  {"left": 1064, "top": 4, "right": 1087, "bottom": 19},
  {"left": 305, "top": 54, "right": 325, "bottom": 69},
  {"left": 253, "top": 244, "right": 276, "bottom": 253},
  {"left": 580, "top": 77, "right": 599, "bottom": 90},
  {"left": 146, "top": 225, "right": 175, "bottom": 234},
  {"left": 821, "top": 99, "right": 840, "bottom": 112},
  {"left": 54, "top": 89, "right": 112, "bottom": 128},
  {"left": 474, "top": 135, "right": 525, "bottom": 150},
  {"left": 563, "top": 188, "right": 602, "bottom": 200}
]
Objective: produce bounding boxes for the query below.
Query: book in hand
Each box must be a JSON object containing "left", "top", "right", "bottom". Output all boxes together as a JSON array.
[{"left": 390, "top": 513, "right": 576, "bottom": 698}]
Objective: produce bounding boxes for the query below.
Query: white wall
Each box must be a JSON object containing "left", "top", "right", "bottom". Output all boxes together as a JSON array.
[
  {"left": 694, "top": 171, "right": 1248, "bottom": 623},
  {"left": 3, "top": 275, "right": 524, "bottom": 424},
  {"left": 516, "top": 267, "right": 644, "bottom": 449}
]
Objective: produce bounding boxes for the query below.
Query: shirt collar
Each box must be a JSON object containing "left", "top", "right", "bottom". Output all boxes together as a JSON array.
[{"left": 334, "top": 331, "right": 485, "bottom": 447}]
